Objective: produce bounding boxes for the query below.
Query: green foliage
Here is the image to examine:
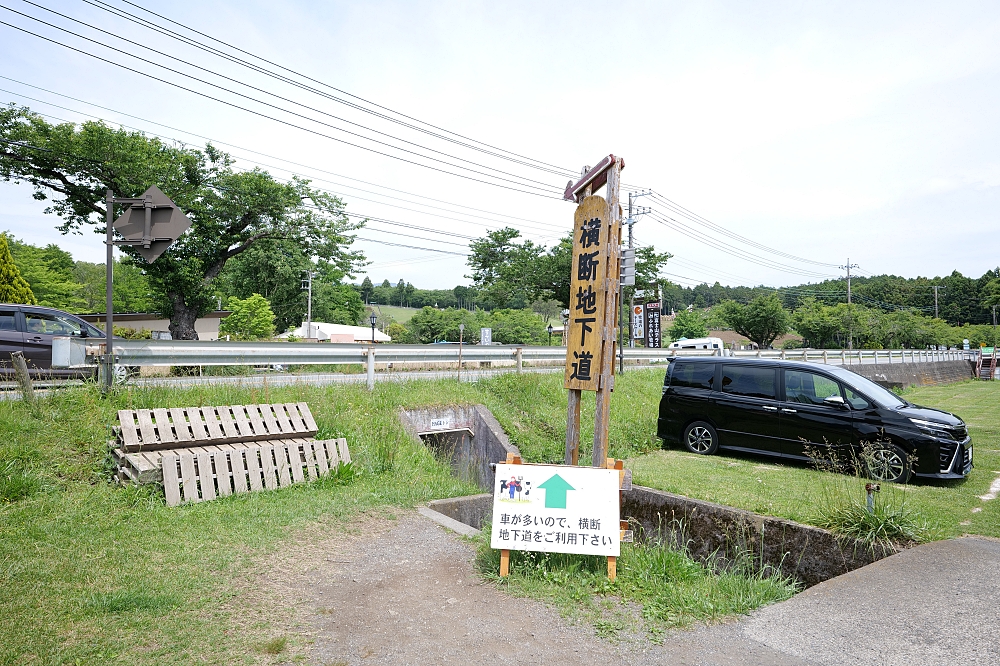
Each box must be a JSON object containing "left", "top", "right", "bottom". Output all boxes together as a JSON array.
[
  {"left": 489, "top": 308, "right": 547, "bottom": 345},
  {"left": 668, "top": 309, "right": 708, "bottom": 340},
  {"left": 0, "top": 233, "right": 35, "bottom": 304},
  {"left": 718, "top": 294, "right": 790, "bottom": 348},
  {"left": 385, "top": 321, "right": 418, "bottom": 344},
  {"left": 474, "top": 524, "right": 797, "bottom": 637},
  {"left": 0, "top": 106, "right": 364, "bottom": 338},
  {"left": 218, "top": 293, "right": 275, "bottom": 340},
  {"left": 7, "top": 237, "right": 81, "bottom": 309},
  {"left": 467, "top": 227, "right": 547, "bottom": 308},
  {"left": 406, "top": 307, "right": 548, "bottom": 344}
]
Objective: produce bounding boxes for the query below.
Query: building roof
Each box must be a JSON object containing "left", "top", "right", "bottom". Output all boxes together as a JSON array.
[{"left": 282, "top": 322, "right": 392, "bottom": 342}]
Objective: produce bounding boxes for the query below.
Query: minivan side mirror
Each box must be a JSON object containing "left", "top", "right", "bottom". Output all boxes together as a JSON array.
[{"left": 823, "top": 395, "right": 847, "bottom": 408}]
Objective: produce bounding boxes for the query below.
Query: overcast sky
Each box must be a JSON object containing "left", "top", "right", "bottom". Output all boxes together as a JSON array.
[{"left": 1, "top": 0, "right": 998, "bottom": 292}]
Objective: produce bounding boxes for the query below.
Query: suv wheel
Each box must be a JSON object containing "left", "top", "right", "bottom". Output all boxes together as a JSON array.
[
  {"left": 683, "top": 421, "right": 719, "bottom": 455},
  {"left": 866, "top": 443, "right": 911, "bottom": 483}
]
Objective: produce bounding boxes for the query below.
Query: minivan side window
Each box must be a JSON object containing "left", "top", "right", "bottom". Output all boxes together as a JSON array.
[
  {"left": 784, "top": 370, "right": 842, "bottom": 405},
  {"left": 721, "top": 365, "right": 776, "bottom": 399},
  {"left": 844, "top": 386, "right": 871, "bottom": 410},
  {"left": 0, "top": 311, "right": 16, "bottom": 331},
  {"left": 671, "top": 363, "right": 715, "bottom": 390}
]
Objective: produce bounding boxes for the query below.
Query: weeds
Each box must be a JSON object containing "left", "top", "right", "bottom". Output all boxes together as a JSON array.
[
  {"left": 474, "top": 522, "right": 797, "bottom": 638},
  {"left": 805, "top": 441, "right": 932, "bottom": 550},
  {"left": 258, "top": 636, "right": 288, "bottom": 654}
]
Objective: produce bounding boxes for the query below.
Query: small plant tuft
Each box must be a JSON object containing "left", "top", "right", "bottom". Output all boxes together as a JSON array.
[{"left": 259, "top": 636, "right": 287, "bottom": 654}]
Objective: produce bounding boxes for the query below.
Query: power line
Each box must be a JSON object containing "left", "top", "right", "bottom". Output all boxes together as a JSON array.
[
  {"left": 647, "top": 191, "right": 841, "bottom": 268},
  {"left": 17, "top": 1, "right": 570, "bottom": 192},
  {"left": 88, "top": 0, "right": 581, "bottom": 179},
  {"left": 0, "top": 14, "right": 563, "bottom": 198},
  {"left": 0, "top": 76, "right": 567, "bottom": 235}
]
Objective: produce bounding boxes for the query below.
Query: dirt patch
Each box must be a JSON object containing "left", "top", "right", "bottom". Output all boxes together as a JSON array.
[{"left": 246, "top": 510, "right": 806, "bottom": 666}]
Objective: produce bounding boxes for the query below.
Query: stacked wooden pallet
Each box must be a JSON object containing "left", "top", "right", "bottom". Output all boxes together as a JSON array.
[{"left": 109, "top": 402, "right": 351, "bottom": 507}]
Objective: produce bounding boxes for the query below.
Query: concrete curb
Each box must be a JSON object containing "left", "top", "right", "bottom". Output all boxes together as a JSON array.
[{"left": 418, "top": 506, "right": 482, "bottom": 537}]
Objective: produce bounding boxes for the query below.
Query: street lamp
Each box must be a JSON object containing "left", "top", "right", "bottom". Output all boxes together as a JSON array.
[
  {"left": 370, "top": 312, "right": 377, "bottom": 344},
  {"left": 547, "top": 323, "right": 553, "bottom": 346}
]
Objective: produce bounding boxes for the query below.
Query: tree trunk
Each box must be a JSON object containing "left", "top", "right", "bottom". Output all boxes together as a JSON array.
[{"left": 168, "top": 293, "right": 200, "bottom": 340}]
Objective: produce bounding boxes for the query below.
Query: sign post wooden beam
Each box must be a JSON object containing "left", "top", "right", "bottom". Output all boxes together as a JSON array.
[
  {"left": 592, "top": 158, "right": 622, "bottom": 468},
  {"left": 563, "top": 175, "right": 593, "bottom": 467}
]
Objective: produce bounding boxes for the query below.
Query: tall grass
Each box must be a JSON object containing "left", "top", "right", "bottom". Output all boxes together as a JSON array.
[{"left": 475, "top": 522, "right": 798, "bottom": 639}]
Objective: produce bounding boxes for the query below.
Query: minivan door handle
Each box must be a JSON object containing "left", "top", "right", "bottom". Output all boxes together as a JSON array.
[
  {"left": 781, "top": 408, "right": 797, "bottom": 414},
  {"left": 762, "top": 405, "right": 778, "bottom": 412}
]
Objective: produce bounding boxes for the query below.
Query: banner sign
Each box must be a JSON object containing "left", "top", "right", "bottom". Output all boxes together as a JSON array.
[
  {"left": 631, "top": 304, "right": 644, "bottom": 340},
  {"left": 490, "top": 463, "right": 621, "bottom": 556},
  {"left": 564, "top": 196, "right": 612, "bottom": 391},
  {"left": 644, "top": 302, "right": 661, "bottom": 348},
  {"left": 480, "top": 327, "right": 492, "bottom": 346}
]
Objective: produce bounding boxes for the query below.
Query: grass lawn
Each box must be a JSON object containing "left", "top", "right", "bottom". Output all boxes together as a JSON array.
[
  {"left": 628, "top": 380, "right": 1000, "bottom": 541},
  {"left": 375, "top": 305, "right": 420, "bottom": 323},
  {"left": 0, "top": 371, "right": 665, "bottom": 664}
]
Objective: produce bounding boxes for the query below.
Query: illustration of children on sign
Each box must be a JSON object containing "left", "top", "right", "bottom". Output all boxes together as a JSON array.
[{"left": 497, "top": 475, "right": 531, "bottom": 503}]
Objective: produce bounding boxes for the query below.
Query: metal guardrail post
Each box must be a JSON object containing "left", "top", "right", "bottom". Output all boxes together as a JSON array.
[{"left": 366, "top": 347, "right": 375, "bottom": 390}]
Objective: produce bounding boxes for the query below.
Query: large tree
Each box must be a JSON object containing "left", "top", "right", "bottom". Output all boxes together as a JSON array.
[
  {"left": 0, "top": 106, "right": 363, "bottom": 339},
  {"left": 466, "top": 227, "right": 546, "bottom": 309},
  {"left": 719, "top": 294, "right": 790, "bottom": 349}
]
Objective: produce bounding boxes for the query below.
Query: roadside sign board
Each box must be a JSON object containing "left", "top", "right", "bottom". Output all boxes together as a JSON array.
[
  {"left": 113, "top": 185, "right": 192, "bottom": 263},
  {"left": 564, "top": 196, "right": 612, "bottom": 391},
  {"left": 480, "top": 327, "right": 492, "bottom": 346},
  {"left": 631, "top": 304, "right": 644, "bottom": 340},
  {"left": 644, "top": 302, "right": 661, "bottom": 348},
  {"left": 490, "top": 463, "right": 621, "bottom": 556}
]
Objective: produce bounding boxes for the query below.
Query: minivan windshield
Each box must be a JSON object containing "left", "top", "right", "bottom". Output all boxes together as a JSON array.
[{"left": 826, "top": 366, "right": 907, "bottom": 409}]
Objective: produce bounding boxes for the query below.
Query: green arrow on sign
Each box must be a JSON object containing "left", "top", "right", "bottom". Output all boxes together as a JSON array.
[{"left": 537, "top": 474, "right": 575, "bottom": 509}]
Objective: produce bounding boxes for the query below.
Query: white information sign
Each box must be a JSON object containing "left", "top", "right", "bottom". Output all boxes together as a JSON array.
[
  {"left": 490, "top": 464, "right": 620, "bottom": 556},
  {"left": 480, "top": 327, "right": 492, "bottom": 345}
]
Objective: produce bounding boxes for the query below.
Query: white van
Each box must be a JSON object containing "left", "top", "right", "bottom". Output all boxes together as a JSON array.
[{"left": 668, "top": 336, "right": 725, "bottom": 352}]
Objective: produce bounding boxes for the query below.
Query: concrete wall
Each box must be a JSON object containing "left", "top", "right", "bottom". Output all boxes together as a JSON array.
[
  {"left": 846, "top": 360, "right": 974, "bottom": 388},
  {"left": 398, "top": 404, "right": 520, "bottom": 491},
  {"left": 623, "top": 486, "right": 894, "bottom": 587}
]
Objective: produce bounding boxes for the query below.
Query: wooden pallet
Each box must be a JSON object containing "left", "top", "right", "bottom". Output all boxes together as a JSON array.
[
  {"left": 160, "top": 438, "right": 351, "bottom": 507},
  {"left": 115, "top": 403, "right": 318, "bottom": 452}
]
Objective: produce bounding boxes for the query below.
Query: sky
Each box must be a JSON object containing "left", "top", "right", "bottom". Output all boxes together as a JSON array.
[{"left": 1, "top": 0, "right": 998, "bottom": 293}]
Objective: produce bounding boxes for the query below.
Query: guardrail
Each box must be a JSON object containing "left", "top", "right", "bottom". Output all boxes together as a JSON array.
[{"left": 53, "top": 336, "right": 974, "bottom": 369}]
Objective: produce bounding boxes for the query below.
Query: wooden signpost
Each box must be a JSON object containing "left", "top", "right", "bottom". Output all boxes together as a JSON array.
[{"left": 495, "top": 155, "right": 627, "bottom": 582}]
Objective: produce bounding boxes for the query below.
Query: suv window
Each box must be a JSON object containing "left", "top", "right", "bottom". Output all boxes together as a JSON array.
[
  {"left": 671, "top": 362, "right": 715, "bottom": 389},
  {"left": 24, "top": 312, "right": 85, "bottom": 336},
  {"left": 0, "top": 311, "right": 16, "bottom": 331},
  {"left": 721, "top": 365, "right": 776, "bottom": 399},
  {"left": 784, "top": 370, "right": 842, "bottom": 405}
]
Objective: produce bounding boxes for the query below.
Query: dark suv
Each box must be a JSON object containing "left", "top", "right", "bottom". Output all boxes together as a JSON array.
[
  {"left": 657, "top": 357, "right": 972, "bottom": 483},
  {"left": 1, "top": 304, "right": 106, "bottom": 378}
]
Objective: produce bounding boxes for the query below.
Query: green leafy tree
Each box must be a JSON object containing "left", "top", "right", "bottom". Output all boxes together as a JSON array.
[
  {"left": 70, "top": 258, "right": 154, "bottom": 313},
  {"left": 668, "top": 309, "right": 708, "bottom": 341},
  {"left": 359, "top": 276, "right": 374, "bottom": 304},
  {"left": 385, "top": 321, "right": 418, "bottom": 344},
  {"left": 7, "top": 238, "right": 84, "bottom": 310},
  {"left": 792, "top": 298, "right": 841, "bottom": 348},
  {"left": 719, "top": 294, "right": 790, "bottom": 349},
  {"left": 0, "top": 234, "right": 35, "bottom": 304},
  {"left": 0, "top": 106, "right": 363, "bottom": 338},
  {"left": 408, "top": 307, "right": 483, "bottom": 343},
  {"left": 488, "top": 309, "right": 547, "bottom": 345},
  {"left": 219, "top": 293, "right": 275, "bottom": 340},
  {"left": 467, "top": 227, "right": 546, "bottom": 308}
]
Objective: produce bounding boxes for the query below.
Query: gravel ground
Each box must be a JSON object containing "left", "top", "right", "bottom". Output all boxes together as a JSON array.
[{"left": 258, "top": 512, "right": 1000, "bottom": 666}]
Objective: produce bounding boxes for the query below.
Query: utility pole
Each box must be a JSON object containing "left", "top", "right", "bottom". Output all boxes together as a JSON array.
[
  {"left": 301, "top": 270, "right": 314, "bottom": 339},
  {"left": 839, "top": 259, "right": 860, "bottom": 351},
  {"left": 930, "top": 285, "right": 946, "bottom": 319},
  {"left": 619, "top": 190, "right": 650, "bottom": 372}
]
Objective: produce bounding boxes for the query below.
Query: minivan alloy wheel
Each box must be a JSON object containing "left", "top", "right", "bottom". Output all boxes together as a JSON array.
[
  {"left": 683, "top": 421, "right": 719, "bottom": 455},
  {"left": 867, "top": 444, "right": 909, "bottom": 483}
]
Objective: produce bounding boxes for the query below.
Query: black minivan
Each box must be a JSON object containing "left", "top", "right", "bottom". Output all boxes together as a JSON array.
[{"left": 658, "top": 357, "right": 973, "bottom": 483}]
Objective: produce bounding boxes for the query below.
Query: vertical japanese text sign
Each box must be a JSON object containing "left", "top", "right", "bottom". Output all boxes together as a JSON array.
[
  {"left": 645, "top": 302, "right": 661, "bottom": 348},
  {"left": 564, "top": 196, "right": 612, "bottom": 391}
]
